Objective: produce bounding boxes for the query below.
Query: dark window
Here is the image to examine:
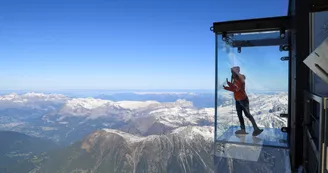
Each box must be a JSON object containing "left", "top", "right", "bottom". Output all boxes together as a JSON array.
[{"left": 313, "top": 11, "right": 328, "bottom": 97}]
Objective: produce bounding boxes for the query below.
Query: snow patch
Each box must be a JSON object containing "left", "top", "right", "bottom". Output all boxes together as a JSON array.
[
  {"left": 133, "top": 92, "right": 197, "bottom": 95},
  {"left": 59, "top": 121, "right": 69, "bottom": 125},
  {"left": 65, "top": 98, "right": 114, "bottom": 110},
  {"left": 116, "top": 101, "right": 160, "bottom": 110},
  {"left": 0, "top": 92, "right": 67, "bottom": 110},
  {"left": 172, "top": 126, "right": 214, "bottom": 141},
  {"left": 102, "top": 128, "right": 146, "bottom": 143}
]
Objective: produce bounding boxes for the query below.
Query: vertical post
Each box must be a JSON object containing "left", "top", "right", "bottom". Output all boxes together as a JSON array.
[
  {"left": 214, "top": 33, "right": 218, "bottom": 143},
  {"left": 290, "top": 0, "right": 310, "bottom": 169},
  {"left": 303, "top": 92, "right": 308, "bottom": 170},
  {"left": 323, "top": 98, "right": 328, "bottom": 173},
  {"left": 323, "top": 98, "right": 327, "bottom": 173},
  {"left": 288, "top": 29, "right": 292, "bottom": 148},
  {"left": 321, "top": 98, "right": 328, "bottom": 173},
  {"left": 319, "top": 97, "right": 324, "bottom": 173},
  {"left": 213, "top": 33, "right": 219, "bottom": 173}
]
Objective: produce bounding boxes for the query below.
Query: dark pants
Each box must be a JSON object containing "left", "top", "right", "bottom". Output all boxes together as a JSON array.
[{"left": 236, "top": 97, "right": 259, "bottom": 130}]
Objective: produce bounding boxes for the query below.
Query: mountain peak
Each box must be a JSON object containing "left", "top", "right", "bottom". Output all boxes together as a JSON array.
[
  {"left": 116, "top": 100, "right": 160, "bottom": 110},
  {"left": 66, "top": 98, "right": 114, "bottom": 110},
  {"left": 174, "top": 99, "right": 194, "bottom": 107}
]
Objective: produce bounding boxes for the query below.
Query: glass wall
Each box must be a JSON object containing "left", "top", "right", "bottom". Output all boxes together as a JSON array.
[
  {"left": 215, "top": 32, "right": 289, "bottom": 148},
  {"left": 214, "top": 31, "right": 291, "bottom": 173}
]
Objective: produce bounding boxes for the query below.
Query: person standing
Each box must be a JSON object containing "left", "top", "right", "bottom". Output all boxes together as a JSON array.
[{"left": 223, "top": 66, "right": 263, "bottom": 136}]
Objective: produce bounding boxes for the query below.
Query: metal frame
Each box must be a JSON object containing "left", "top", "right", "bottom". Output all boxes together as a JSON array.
[
  {"left": 309, "top": 12, "right": 315, "bottom": 93},
  {"left": 213, "top": 34, "right": 219, "bottom": 159},
  {"left": 289, "top": 0, "right": 328, "bottom": 13},
  {"left": 288, "top": 0, "right": 311, "bottom": 169},
  {"left": 307, "top": 3, "right": 328, "bottom": 172},
  {"left": 287, "top": 28, "right": 292, "bottom": 150},
  {"left": 311, "top": 0, "right": 328, "bottom": 12},
  {"left": 212, "top": 16, "right": 291, "bottom": 34},
  {"left": 303, "top": 90, "right": 327, "bottom": 173},
  {"left": 324, "top": 98, "right": 328, "bottom": 173},
  {"left": 231, "top": 38, "right": 289, "bottom": 48}
]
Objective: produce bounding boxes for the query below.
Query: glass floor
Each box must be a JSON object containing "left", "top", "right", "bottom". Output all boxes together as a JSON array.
[
  {"left": 214, "top": 146, "right": 291, "bottom": 173},
  {"left": 216, "top": 126, "right": 288, "bottom": 148},
  {"left": 214, "top": 126, "right": 290, "bottom": 173}
]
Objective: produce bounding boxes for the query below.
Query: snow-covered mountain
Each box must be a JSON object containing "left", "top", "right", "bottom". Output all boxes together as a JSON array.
[
  {"left": 0, "top": 92, "right": 68, "bottom": 110},
  {"left": 37, "top": 126, "right": 214, "bottom": 173},
  {"left": 43, "top": 98, "right": 208, "bottom": 127},
  {"left": 96, "top": 92, "right": 218, "bottom": 108},
  {"left": 0, "top": 92, "right": 288, "bottom": 145},
  {"left": 56, "top": 98, "right": 161, "bottom": 119},
  {"left": 0, "top": 92, "right": 289, "bottom": 172}
]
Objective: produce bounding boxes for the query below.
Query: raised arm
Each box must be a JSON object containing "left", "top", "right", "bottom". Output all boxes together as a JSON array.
[
  {"left": 227, "top": 81, "right": 233, "bottom": 87},
  {"left": 223, "top": 85, "right": 234, "bottom": 92}
]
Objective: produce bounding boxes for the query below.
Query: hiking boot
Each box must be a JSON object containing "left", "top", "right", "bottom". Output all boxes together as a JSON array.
[
  {"left": 252, "top": 129, "right": 263, "bottom": 136},
  {"left": 235, "top": 129, "right": 247, "bottom": 135}
]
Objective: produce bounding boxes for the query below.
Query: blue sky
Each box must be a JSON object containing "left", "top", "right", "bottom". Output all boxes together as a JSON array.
[{"left": 0, "top": 0, "right": 289, "bottom": 90}]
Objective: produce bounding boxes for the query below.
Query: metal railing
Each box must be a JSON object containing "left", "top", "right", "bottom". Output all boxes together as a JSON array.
[{"left": 303, "top": 90, "right": 327, "bottom": 173}]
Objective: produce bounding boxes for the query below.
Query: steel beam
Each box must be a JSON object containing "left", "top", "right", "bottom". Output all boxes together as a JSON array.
[
  {"left": 311, "top": 0, "right": 328, "bottom": 12},
  {"left": 212, "top": 16, "right": 291, "bottom": 34},
  {"left": 231, "top": 38, "right": 288, "bottom": 47}
]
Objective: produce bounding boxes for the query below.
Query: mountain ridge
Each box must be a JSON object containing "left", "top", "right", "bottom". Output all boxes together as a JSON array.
[{"left": 37, "top": 125, "right": 214, "bottom": 173}]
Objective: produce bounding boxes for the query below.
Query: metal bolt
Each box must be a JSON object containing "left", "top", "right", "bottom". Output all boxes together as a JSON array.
[{"left": 280, "top": 33, "right": 285, "bottom": 39}]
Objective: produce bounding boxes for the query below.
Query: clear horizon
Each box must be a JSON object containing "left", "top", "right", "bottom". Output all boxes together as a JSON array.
[{"left": 0, "top": 89, "right": 288, "bottom": 96}]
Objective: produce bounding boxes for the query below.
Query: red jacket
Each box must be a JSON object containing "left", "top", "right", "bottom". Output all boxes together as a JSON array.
[{"left": 224, "top": 74, "right": 247, "bottom": 101}]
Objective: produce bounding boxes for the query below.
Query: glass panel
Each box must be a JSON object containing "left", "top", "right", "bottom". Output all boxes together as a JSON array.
[
  {"left": 313, "top": 11, "right": 328, "bottom": 97},
  {"left": 215, "top": 146, "right": 291, "bottom": 173},
  {"left": 215, "top": 31, "right": 289, "bottom": 148},
  {"left": 214, "top": 32, "right": 290, "bottom": 172},
  {"left": 217, "top": 126, "right": 287, "bottom": 148}
]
